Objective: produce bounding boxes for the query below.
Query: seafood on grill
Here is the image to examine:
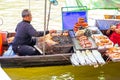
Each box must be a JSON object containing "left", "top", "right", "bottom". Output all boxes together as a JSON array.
[
  {"left": 77, "top": 35, "right": 92, "bottom": 48},
  {"left": 37, "top": 34, "right": 58, "bottom": 46},
  {"left": 35, "top": 31, "right": 73, "bottom": 54},
  {"left": 51, "top": 30, "right": 69, "bottom": 37}
]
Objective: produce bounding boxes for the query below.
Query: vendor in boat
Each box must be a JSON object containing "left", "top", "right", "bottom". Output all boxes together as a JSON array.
[
  {"left": 109, "top": 23, "right": 120, "bottom": 46},
  {"left": 12, "top": 9, "right": 56, "bottom": 56}
]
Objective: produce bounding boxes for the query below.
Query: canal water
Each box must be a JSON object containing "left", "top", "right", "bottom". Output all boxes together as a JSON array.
[
  {"left": 1, "top": 0, "right": 120, "bottom": 80},
  {"left": 3, "top": 62, "right": 120, "bottom": 80}
]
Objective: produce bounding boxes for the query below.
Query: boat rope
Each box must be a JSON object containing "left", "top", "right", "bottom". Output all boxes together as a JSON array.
[{"left": 61, "top": 55, "right": 70, "bottom": 62}]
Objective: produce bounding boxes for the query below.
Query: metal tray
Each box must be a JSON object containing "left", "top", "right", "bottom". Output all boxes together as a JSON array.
[{"left": 72, "top": 36, "right": 98, "bottom": 50}]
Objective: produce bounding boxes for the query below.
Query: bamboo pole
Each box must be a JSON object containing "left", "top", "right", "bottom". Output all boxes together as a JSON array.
[{"left": 43, "top": 0, "right": 48, "bottom": 55}]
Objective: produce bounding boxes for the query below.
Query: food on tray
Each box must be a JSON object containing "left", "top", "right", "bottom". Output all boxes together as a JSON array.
[
  {"left": 85, "top": 43, "right": 92, "bottom": 48},
  {"left": 100, "top": 39, "right": 109, "bottom": 43},
  {"left": 75, "top": 29, "right": 92, "bottom": 37},
  {"left": 96, "top": 42, "right": 105, "bottom": 46},
  {"left": 73, "top": 17, "right": 88, "bottom": 32},
  {"left": 78, "top": 36, "right": 88, "bottom": 41},
  {"left": 110, "top": 53, "right": 120, "bottom": 59},
  {"left": 106, "top": 47, "right": 120, "bottom": 53},
  {"left": 73, "top": 27, "right": 79, "bottom": 32},
  {"left": 105, "top": 47, "right": 120, "bottom": 60},
  {"left": 77, "top": 35, "right": 92, "bottom": 48},
  {"left": 92, "top": 35, "right": 107, "bottom": 40},
  {"left": 82, "top": 23, "right": 88, "bottom": 28},
  {"left": 78, "top": 18, "right": 84, "bottom": 23},
  {"left": 75, "top": 30, "right": 85, "bottom": 36},
  {"left": 92, "top": 35, "right": 113, "bottom": 49}
]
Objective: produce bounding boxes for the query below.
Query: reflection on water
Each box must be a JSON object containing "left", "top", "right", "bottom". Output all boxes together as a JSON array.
[
  {"left": 51, "top": 72, "right": 74, "bottom": 80},
  {"left": 3, "top": 62, "right": 120, "bottom": 80},
  {"left": 98, "top": 71, "right": 105, "bottom": 80}
]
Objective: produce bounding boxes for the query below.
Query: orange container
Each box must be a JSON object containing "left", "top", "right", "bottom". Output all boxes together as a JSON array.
[
  {"left": 0, "top": 33, "right": 3, "bottom": 56},
  {"left": 104, "top": 15, "right": 113, "bottom": 19},
  {"left": 116, "top": 15, "right": 120, "bottom": 19},
  {"left": 0, "top": 31, "right": 7, "bottom": 56}
]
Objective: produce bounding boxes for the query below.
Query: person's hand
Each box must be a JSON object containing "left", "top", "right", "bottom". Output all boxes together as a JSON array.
[
  {"left": 110, "top": 25, "right": 116, "bottom": 31},
  {"left": 7, "top": 37, "right": 14, "bottom": 44},
  {"left": 49, "top": 30, "right": 56, "bottom": 34}
]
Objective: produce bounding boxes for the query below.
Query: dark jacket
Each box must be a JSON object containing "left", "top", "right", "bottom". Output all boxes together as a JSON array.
[{"left": 12, "top": 20, "right": 49, "bottom": 46}]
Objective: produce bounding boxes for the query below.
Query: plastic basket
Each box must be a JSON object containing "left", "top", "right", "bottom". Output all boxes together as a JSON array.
[{"left": 61, "top": 6, "right": 88, "bottom": 30}]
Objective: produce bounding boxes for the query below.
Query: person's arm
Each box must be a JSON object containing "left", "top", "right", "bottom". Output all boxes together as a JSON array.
[
  {"left": 27, "top": 24, "right": 49, "bottom": 37},
  {"left": 37, "top": 31, "right": 49, "bottom": 36},
  {"left": 106, "top": 28, "right": 111, "bottom": 36}
]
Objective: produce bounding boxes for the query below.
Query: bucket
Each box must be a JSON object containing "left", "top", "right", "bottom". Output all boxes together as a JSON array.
[
  {"left": 0, "top": 33, "right": 3, "bottom": 56},
  {"left": 0, "top": 31, "right": 8, "bottom": 56}
]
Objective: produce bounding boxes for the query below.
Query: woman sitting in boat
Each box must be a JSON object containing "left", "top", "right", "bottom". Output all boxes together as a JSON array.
[
  {"left": 12, "top": 9, "right": 56, "bottom": 56},
  {"left": 109, "top": 23, "right": 120, "bottom": 46}
]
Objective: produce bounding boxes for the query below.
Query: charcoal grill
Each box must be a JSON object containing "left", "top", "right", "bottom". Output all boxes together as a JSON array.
[{"left": 35, "top": 33, "right": 73, "bottom": 54}]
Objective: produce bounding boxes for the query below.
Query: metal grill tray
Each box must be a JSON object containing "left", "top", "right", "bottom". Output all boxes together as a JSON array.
[
  {"left": 35, "top": 31, "right": 74, "bottom": 54},
  {"left": 72, "top": 37, "right": 98, "bottom": 50}
]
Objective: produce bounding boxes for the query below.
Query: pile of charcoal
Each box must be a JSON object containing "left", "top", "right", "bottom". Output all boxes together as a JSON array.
[{"left": 52, "top": 35, "right": 72, "bottom": 46}]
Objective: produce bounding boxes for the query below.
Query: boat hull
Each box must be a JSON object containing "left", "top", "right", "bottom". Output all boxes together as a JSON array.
[{"left": 0, "top": 53, "right": 72, "bottom": 68}]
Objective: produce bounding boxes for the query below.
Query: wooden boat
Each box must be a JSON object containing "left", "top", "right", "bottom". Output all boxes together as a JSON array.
[
  {"left": 0, "top": 29, "right": 107, "bottom": 68},
  {"left": 0, "top": 53, "right": 72, "bottom": 68},
  {"left": 0, "top": 32, "right": 74, "bottom": 68}
]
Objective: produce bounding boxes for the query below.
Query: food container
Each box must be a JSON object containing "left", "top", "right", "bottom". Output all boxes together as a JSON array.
[
  {"left": 105, "top": 47, "right": 120, "bottom": 62},
  {"left": 116, "top": 15, "right": 120, "bottom": 19},
  {"left": 104, "top": 15, "right": 113, "bottom": 19},
  {"left": 35, "top": 31, "right": 73, "bottom": 54},
  {"left": 0, "top": 31, "right": 8, "bottom": 44},
  {"left": 73, "top": 36, "right": 97, "bottom": 50},
  {"left": 92, "top": 35, "right": 114, "bottom": 50}
]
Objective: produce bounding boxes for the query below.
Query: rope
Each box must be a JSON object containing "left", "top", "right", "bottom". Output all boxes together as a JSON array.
[{"left": 62, "top": 55, "right": 69, "bottom": 61}]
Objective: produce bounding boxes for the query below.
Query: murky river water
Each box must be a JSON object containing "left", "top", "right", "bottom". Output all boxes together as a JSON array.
[
  {"left": 1, "top": 0, "right": 120, "bottom": 80},
  {"left": 3, "top": 62, "right": 120, "bottom": 80}
]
